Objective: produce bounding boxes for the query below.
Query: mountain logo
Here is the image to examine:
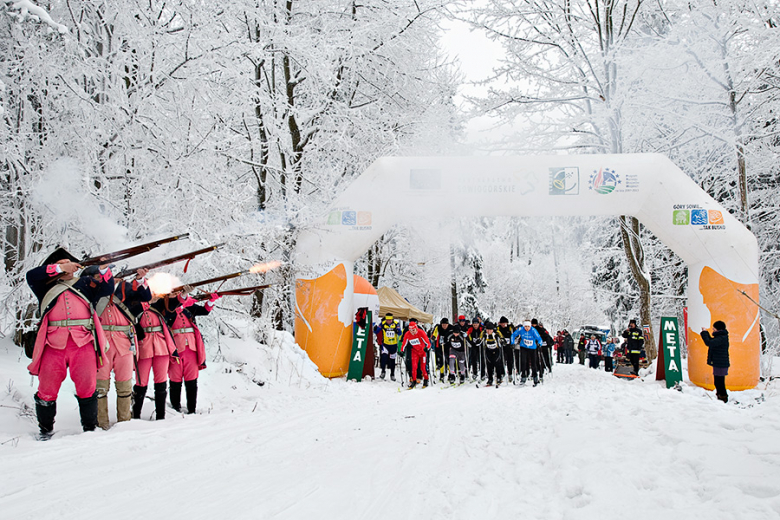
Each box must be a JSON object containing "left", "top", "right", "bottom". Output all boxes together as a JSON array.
[{"left": 589, "top": 168, "right": 620, "bottom": 194}]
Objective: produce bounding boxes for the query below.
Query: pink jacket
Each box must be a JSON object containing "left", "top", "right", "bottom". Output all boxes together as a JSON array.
[
  {"left": 28, "top": 292, "right": 108, "bottom": 376},
  {"left": 171, "top": 312, "right": 206, "bottom": 366},
  {"left": 137, "top": 307, "right": 176, "bottom": 359}
]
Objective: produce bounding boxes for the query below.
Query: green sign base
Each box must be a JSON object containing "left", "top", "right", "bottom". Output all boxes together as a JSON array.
[
  {"left": 655, "top": 317, "right": 683, "bottom": 389},
  {"left": 347, "top": 311, "right": 372, "bottom": 382}
]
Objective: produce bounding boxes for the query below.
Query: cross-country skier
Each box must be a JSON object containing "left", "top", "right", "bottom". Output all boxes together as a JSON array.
[
  {"left": 446, "top": 325, "right": 467, "bottom": 384},
  {"left": 401, "top": 318, "right": 431, "bottom": 388},
  {"left": 466, "top": 317, "right": 484, "bottom": 380},
  {"left": 497, "top": 317, "right": 515, "bottom": 383},
  {"left": 375, "top": 313, "right": 402, "bottom": 381},
  {"left": 431, "top": 317, "right": 453, "bottom": 383},
  {"left": 532, "top": 318, "right": 554, "bottom": 379},
  {"left": 511, "top": 321, "right": 544, "bottom": 386},
  {"left": 481, "top": 322, "right": 504, "bottom": 386}
]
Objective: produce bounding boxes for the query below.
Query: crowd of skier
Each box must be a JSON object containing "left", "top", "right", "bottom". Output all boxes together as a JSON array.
[{"left": 375, "top": 314, "right": 647, "bottom": 389}]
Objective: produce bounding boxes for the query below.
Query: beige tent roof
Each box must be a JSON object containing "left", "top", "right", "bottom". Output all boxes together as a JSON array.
[{"left": 376, "top": 286, "right": 434, "bottom": 324}]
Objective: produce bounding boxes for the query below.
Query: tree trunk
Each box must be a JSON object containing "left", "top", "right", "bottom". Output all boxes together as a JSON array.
[
  {"left": 449, "top": 244, "right": 458, "bottom": 321},
  {"left": 619, "top": 216, "right": 656, "bottom": 359}
]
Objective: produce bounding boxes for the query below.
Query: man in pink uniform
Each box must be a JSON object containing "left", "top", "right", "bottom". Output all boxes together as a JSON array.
[
  {"left": 95, "top": 268, "right": 151, "bottom": 429},
  {"left": 131, "top": 293, "right": 178, "bottom": 420},
  {"left": 154, "top": 289, "right": 220, "bottom": 413},
  {"left": 26, "top": 248, "right": 114, "bottom": 438},
  {"left": 401, "top": 318, "right": 431, "bottom": 389}
]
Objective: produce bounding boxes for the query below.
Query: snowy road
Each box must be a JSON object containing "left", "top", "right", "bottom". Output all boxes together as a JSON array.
[{"left": 2, "top": 339, "right": 780, "bottom": 520}]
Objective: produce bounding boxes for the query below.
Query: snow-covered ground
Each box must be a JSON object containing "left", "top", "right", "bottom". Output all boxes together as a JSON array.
[{"left": 1, "top": 334, "right": 779, "bottom": 520}]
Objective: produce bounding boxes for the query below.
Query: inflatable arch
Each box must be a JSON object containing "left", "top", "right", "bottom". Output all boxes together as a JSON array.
[{"left": 294, "top": 154, "right": 760, "bottom": 390}]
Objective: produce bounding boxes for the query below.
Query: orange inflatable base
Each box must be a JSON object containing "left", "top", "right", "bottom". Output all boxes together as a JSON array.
[
  {"left": 294, "top": 264, "right": 378, "bottom": 379},
  {"left": 687, "top": 267, "right": 760, "bottom": 391}
]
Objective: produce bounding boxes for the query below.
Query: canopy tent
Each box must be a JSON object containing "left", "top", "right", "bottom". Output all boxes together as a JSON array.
[{"left": 376, "top": 286, "right": 434, "bottom": 324}]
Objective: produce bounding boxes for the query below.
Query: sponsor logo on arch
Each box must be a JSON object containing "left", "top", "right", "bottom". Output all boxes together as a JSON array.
[
  {"left": 549, "top": 166, "right": 639, "bottom": 195},
  {"left": 327, "top": 209, "right": 373, "bottom": 230},
  {"left": 672, "top": 204, "right": 725, "bottom": 230}
]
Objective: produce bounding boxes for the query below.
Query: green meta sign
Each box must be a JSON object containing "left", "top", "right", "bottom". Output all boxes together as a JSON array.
[
  {"left": 660, "top": 317, "right": 683, "bottom": 388},
  {"left": 347, "top": 311, "right": 372, "bottom": 382}
]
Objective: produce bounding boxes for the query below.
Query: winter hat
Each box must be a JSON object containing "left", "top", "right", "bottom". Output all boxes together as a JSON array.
[
  {"left": 385, "top": 313, "right": 394, "bottom": 320},
  {"left": 472, "top": 317, "right": 480, "bottom": 323},
  {"left": 484, "top": 321, "right": 495, "bottom": 330},
  {"left": 531, "top": 318, "right": 539, "bottom": 325},
  {"left": 458, "top": 315, "right": 466, "bottom": 321},
  {"left": 440, "top": 317, "right": 449, "bottom": 324},
  {"left": 523, "top": 320, "right": 532, "bottom": 327},
  {"left": 629, "top": 319, "right": 637, "bottom": 326},
  {"left": 713, "top": 320, "right": 726, "bottom": 331},
  {"left": 409, "top": 318, "right": 418, "bottom": 324},
  {"left": 499, "top": 316, "right": 508, "bottom": 324},
  {"left": 452, "top": 325, "right": 462, "bottom": 333}
]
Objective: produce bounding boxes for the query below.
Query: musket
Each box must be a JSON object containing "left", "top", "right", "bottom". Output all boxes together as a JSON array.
[
  {"left": 79, "top": 233, "right": 189, "bottom": 266},
  {"left": 171, "top": 270, "right": 253, "bottom": 293},
  {"left": 192, "top": 284, "right": 272, "bottom": 300},
  {"left": 114, "top": 243, "right": 223, "bottom": 279}
]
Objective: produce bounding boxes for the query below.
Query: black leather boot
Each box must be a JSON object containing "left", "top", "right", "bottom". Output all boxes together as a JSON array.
[
  {"left": 184, "top": 379, "right": 198, "bottom": 414},
  {"left": 34, "top": 393, "right": 56, "bottom": 437},
  {"left": 77, "top": 392, "right": 98, "bottom": 432},
  {"left": 154, "top": 382, "right": 167, "bottom": 420},
  {"left": 170, "top": 381, "right": 182, "bottom": 412},
  {"left": 132, "top": 385, "right": 147, "bottom": 419}
]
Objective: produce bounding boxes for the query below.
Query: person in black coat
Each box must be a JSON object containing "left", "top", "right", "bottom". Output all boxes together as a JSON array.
[{"left": 701, "top": 320, "right": 730, "bottom": 403}]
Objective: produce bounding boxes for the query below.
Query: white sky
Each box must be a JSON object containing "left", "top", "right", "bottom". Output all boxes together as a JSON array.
[{"left": 438, "top": 17, "right": 517, "bottom": 150}]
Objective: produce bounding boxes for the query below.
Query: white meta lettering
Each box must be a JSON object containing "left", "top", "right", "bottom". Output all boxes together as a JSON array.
[
  {"left": 353, "top": 351, "right": 362, "bottom": 362},
  {"left": 356, "top": 338, "right": 365, "bottom": 349},
  {"left": 665, "top": 333, "right": 676, "bottom": 345},
  {"left": 667, "top": 346, "right": 676, "bottom": 358},
  {"left": 668, "top": 359, "right": 679, "bottom": 372},
  {"left": 663, "top": 320, "right": 677, "bottom": 331}
]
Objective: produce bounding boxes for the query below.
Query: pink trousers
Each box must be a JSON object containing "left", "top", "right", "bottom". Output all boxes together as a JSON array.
[
  {"left": 136, "top": 356, "right": 171, "bottom": 386},
  {"left": 37, "top": 337, "right": 97, "bottom": 400},
  {"left": 168, "top": 349, "right": 198, "bottom": 382},
  {"left": 97, "top": 345, "right": 133, "bottom": 381}
]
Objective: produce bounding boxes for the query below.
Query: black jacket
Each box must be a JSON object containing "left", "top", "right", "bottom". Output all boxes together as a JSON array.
[
  {"left": 702, "top": 329, "right": 730, "bottom": 368},
  {"left": 622, "top": 328, "right": 645, "bottom": 353}
]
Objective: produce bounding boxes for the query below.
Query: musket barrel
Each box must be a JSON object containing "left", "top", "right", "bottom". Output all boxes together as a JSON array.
[
  {"left": 80, "top": 233, "right": 189, "bottom": 266},
  {"left": 114, "top": 243, "right": 222, "bottom": 278},
  {"left": 192, "top": 284, "right": 272, "bottom": 300},
  {"left": 171, "top": 270, "right": 249, "bottom": 293}
]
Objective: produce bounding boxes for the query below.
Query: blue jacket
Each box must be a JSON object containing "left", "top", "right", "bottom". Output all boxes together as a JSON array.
[{"left": 511, "top": 327, "right": 543, "bottom": 349}]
